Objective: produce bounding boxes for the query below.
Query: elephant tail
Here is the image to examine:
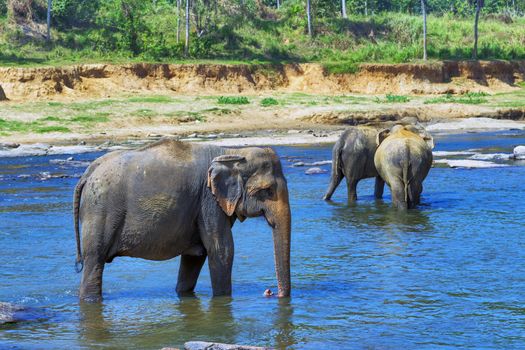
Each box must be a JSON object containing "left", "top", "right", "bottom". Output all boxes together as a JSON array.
[
  {"left": 402, "top": 149, "right": 412, "bottom": 205},
  {"left": 73, "top": 177, "right": 86, "bottom": 273}
]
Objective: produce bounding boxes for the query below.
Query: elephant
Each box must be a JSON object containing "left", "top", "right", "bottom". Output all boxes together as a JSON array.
[
  {"left": 73, "top": 139, "right": 291, "bottom": 302},
  {"left": 374, "top": 124, "right": 434, "bottom": 209},
  {"left": 323, "top": 126, "right": 385, "bottom": 202}
]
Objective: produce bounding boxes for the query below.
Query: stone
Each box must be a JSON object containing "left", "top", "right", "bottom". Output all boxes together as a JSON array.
[
  {"left": 305, "top": 167, "right": 328, "bottom": 175},
  {"left": 513, "top": 145, "right": 525, "bottom": 160},
  {"left": 184, "top": 341, "right": 272, "bottom": 350},
  {"left": 0, "top": 142, "right": 20, "bottom": 149}
]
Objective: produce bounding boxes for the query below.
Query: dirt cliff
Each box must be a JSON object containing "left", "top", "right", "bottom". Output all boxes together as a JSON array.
[{"left": 0, "top": 61, "right": 523, "bottom": 101}]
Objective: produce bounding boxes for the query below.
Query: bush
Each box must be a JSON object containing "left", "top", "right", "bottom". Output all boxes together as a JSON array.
[
  {"left": 260, "top": 97, "right": 279, "bottom": 106},
  {"left": 217, "top": 96, "right": 250, "bottom": 105}
]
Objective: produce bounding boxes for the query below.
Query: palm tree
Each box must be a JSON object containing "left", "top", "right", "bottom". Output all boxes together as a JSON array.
[{"left": 421, "top": 0, "right": 427, "bottom": 60}]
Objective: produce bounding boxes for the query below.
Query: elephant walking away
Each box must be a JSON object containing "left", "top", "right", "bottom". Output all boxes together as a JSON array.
[
  {"left": 324, "top": 126, "right": 385, "bottom": 202},
  {"left": 374, "top": 125, "right": 434, "bottom": 209},
  {"left": 74, "top": 139, "right": 291, "bottom": 302}
]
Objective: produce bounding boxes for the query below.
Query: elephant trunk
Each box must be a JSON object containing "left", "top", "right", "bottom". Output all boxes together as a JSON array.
[{"left": 266, "top": 181, "right": 291, "bottom": 298}]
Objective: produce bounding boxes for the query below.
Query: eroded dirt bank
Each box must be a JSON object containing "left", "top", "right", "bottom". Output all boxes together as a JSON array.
[{"left": 0, "top": 61, "right": 524, "bottom": 100}]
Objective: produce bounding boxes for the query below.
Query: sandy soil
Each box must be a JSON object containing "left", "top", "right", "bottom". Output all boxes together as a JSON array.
[{"left": 0, "top": 62, "right": 524, "bottom": 149}]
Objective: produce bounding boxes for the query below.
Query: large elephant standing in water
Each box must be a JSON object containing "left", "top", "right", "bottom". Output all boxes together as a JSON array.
[
  {"left": 323, "top": 126, "right": 385, "bottom": 202},
  {"left": 374, "top": 125, "right": 434, "bottom": 209},
  {"left": 74, "top": 139, "right": 291, "bottom": 302}
]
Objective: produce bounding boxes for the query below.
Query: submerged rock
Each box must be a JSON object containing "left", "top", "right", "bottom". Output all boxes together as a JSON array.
[
  {"left": 512, "top": 145, "right": 525, "bottom": 160},
  {"left": 0, "top": 302, "right": 44, "bottom": 324},
  {"left": 184, "top": 341, "right": 272, "bottom": 350}
]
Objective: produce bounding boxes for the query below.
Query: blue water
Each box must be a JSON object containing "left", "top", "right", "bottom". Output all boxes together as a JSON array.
[{"left": 0, "top": 130, "right": 524, "bottom": 349}]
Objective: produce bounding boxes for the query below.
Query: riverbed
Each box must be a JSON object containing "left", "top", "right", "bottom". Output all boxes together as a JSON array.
[{"left": 1, "top": 130, "right": 524, "bottom": 349}]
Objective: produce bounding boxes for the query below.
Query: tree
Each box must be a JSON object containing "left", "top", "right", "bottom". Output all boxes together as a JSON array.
[
  {"left": 342, "top": 0, "right": 347, "bottom": 18},
  {"left": 421, "top": 0, "right": 427, "bottom": 60},
  {"left": 177, "top": 0, "right": 181, "bottom": 43},
  {"left": 306, "top": 0, "right": 312, "bottom": 36},
  {"left": 473, "top": 0, "right": 484, "bottom": 59},
  {"left": 277, "top": 0, "right": 280, "bottom": 9},
  {"left": 185, "top": 0, "right": 190, "bottom": 55},
  {"left": 46, "top": 0, "right": 51, "bottom": 41}
]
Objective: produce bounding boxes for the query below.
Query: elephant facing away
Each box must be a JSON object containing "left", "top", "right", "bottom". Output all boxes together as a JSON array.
[
  {"left": 374, "top": 125, "right": 434, "bottom": 209},
  {"left": 74, "top": 139, "right": 291, "bottom": 302},
  {"left": 324, "top": 126, "right": 385, "bottom": 202}
]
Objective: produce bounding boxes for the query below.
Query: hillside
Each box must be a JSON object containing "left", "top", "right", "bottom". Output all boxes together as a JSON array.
[{"left": 0, "top": 0, "right": 524, "bottom": 68}]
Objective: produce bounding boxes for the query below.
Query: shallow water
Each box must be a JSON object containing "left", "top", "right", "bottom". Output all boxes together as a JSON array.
[{"left": 0, "top": 131, "right": 524, "bottom": 349}]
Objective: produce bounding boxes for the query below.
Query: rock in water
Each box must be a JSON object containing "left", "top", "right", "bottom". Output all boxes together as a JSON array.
[
  {"left": 305, "top": 167, "right": 327, "bottom": 175},
  {"left": 0, "top": 302, "right": 45, "bottom": 324},
  {"left": 513, "top": 145, "right": 525, "bottom": 160},
  {"left": 0, "top": 85, "right": 6, "bottom": 101},
  {"left": 184, "top": 342, "right": 272, "bottom": 350}
]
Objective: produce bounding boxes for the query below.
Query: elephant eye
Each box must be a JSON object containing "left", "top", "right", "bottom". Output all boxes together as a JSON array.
[{"left": 257, "top": 187, "right": 274, "bottom": 198}]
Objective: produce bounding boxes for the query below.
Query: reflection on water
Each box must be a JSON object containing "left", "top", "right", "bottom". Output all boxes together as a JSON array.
[{"left": 1, "top": 131, "right": 525, "bottom": 349}]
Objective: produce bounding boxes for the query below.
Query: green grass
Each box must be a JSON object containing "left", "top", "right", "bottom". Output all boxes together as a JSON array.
[
  {"left": 375, "top": 94, "right": 410, "bottom": 103},
  {"left": 38, "top": 116, "right": 63, "bottom": 122},
  {"left": 70, "top": 113, "right": 110, "bottom": 123},
  {"left": 127, "top": 96, "right": 174, "bottom": 103},
  {"left": 424, "top": 92, "right": 488, "bottom": 105},
  {"left": 260, "top": 97, "right": 279, "bottom": 107},
  {"left": 34, "top": 126, "right": 71, "bottom": 133},
  {"left": 164, "top": 111, "right": 205, "bottom": 122},
  {"left": 517, "top": 81, "right": 525, "bottom": 88},
  {"left": 217, "top": 96, "right": 250, "bottom": 105}
]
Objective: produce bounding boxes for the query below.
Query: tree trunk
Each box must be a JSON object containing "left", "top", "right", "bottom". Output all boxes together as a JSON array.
[
  {"left": 473, "top": 0, "right": 482, "bottom": 60},
  {"left": 46, "top": 0, "right": 52, "bottom": 41},
  {"left": 342, "top": 0, "right": 347, "bottom": 18},
  {"left": 185, "top": 0, "right": 190, "bottom": 56},
  {"left": 306, "top": 0, "right": 312, "bottom": 36},
  {"left": 277, "top": 0, "right": 280, "bottom": 9},
  {"left": 177, "top": 0, "right": 181, "bottom": 43},
  {"left": 421, "top": 0, "right": 427, "bottom": 60},
  {"left": 364, "top": 0, "right": 368, "bottom": 16}
]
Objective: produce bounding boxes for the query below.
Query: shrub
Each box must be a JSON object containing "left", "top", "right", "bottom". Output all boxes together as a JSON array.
[
  {"left": 217, "top": 96, "right": 250, "bottom": 105},
  {"left": 260, "top": 97, "right": 279, "bottom": 107}
]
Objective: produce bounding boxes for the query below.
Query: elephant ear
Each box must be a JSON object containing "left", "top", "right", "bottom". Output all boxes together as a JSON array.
[
  {"left": 207, "top": 155, "right": 246, "bottom": 216},
  {"left": 406, "top": 124, "right": 435, "bottom": 149},
  {"left": 376, "top": 129, "right": 391, "bottom": 146}
]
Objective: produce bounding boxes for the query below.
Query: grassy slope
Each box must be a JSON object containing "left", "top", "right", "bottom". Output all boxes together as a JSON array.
[{"left": 0, "top": 12, "right": 524, "bottom": 68}]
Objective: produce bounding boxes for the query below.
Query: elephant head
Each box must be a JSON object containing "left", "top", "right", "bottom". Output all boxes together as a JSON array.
[
  {"left": 207, "top": 148, "right": 291, "bottom": 297},
  {"left": 376, "top": 124, "right": 434, "bottom": 149}
]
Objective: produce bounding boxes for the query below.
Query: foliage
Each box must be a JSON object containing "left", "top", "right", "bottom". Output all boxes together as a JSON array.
[
  {"left": 260, "top": 97, "right": 279, "bottom": 106},
  {"left": 217, "top": 96, "right": 250, "bottom": 104},
  {"left": 375, "top": 94, "right": 411, "bottom": 103},
  {"left": 0, "top": 0, "right": 525, "bottom": 65},
  {"left": 424, "top": 92, "right": 488, "bottom": 104}
]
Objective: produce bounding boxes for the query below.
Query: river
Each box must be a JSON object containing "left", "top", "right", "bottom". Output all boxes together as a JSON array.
[{"left": 0, "top": 130, "right": 524, "bottom": 349}]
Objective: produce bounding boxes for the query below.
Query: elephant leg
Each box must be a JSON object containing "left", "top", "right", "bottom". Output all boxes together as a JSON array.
[
  {"left": 176, "top": 254, "right": 207, "bottom": 296},
  {"left": 389, "top": 179, "right": 408, "bottom": 210},
  {"left": 374, "top": 176, "right": 385, "bottom": 199},
  {"left": 199, "top": 211, "right": 234, "bottom": 297},
  {"left": 346, "top": 178, "right": 358, "bottom": 202},
  {"left": 324, "top": 165, "right": 344, "bottom": 201},
  {"left": 408, "top": 182, "right": 423, "bottom": 208},
  {"left": 80, "top": 254, "right": 105, "bottom": 303}
]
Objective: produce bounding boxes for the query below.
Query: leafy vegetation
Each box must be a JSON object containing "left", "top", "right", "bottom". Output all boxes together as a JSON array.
[
  {"left": 424, "top": 92, "right": 488, "bottom": 104},
  {"left": 0, "top": 0, "right": 524, "bottom": 66},
  {"left": 217, "top": 96, "right": 250, "bottom": 105},
  {"left": 375, "top": 94, "right": 411, "bottom": 103},
  {"left": 260, "top": 97, "right": 279, "bottom": 107}
]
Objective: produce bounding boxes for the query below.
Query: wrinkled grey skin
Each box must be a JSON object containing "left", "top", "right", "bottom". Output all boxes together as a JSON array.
[
  {"left": 74, "top": 139, "right": 291, "bottom": 302},
  {"left": 374, "top": 124, "right": 434, "bottom": 209},
  {"left": 323, "top": 126, "right": 385, "bottom": 202}
]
